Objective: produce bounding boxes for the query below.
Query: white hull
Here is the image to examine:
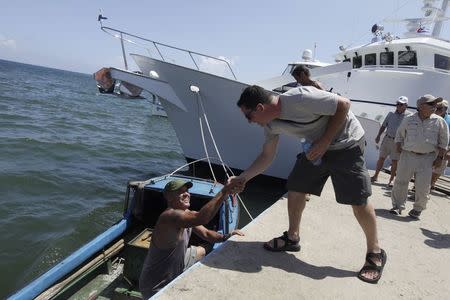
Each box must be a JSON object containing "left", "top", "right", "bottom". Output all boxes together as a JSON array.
[{"left": 128, "top": 55, "right": 387, "bottom": 179}]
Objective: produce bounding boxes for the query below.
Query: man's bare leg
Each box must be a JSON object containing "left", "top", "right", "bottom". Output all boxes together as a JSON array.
[
  {"left": 388, "top": 160, "right": 398, "bottom": 185},
  {"left": 352, "top": 202, "right": 382, "bottom": 280},
  {"left": 371, "top": 157, "right": 386, "bottom": 182},
  {"left": 266, "top": 191, "right": 306, "bottom": 247}
]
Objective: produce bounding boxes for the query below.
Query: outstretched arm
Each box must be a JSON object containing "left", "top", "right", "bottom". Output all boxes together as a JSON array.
[
  {"left": 235, "top": 135, "right": 279, "bottom": 183},
  {"left": 193, "top": 225, "right": 244, "bottom": 243},
  {"left": 166, "top": 179, "right": 245, "bottom": 228}
]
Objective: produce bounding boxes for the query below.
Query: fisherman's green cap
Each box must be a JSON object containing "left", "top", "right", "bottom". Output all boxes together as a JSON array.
[{"left": 163, "top": 179, "right": 193, "bottom": 192}]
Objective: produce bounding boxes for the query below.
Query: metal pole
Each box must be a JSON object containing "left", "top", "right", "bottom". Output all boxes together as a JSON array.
[
  {"left": 432, "top": 0, "right": 449, "bottom": 37},
  {"left": 120, "top": 32, "right": 129, "bottom": 70}
]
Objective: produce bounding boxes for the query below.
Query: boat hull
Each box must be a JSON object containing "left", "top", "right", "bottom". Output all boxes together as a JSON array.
[{"left": 131, "top": 54, "right": 382, "bottom": 178}]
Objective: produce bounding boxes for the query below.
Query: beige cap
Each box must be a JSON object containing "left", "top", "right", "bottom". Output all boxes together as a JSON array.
[{"left": 416, "top": 94, "right": 443, "bottom": 106}]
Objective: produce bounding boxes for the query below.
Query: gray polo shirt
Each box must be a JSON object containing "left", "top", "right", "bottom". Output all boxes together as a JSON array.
[
  {"left": 264, "top": 87, "right": 365, "bottom": 150},
  {"left": 382, "top": 110, "right": 412, "bottom": 138},
  {"left": 395, "top": 112, "right": 449, "bottom": 153}
]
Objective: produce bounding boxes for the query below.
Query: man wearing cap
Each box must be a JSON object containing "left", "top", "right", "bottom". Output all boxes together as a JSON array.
[
  {"left": 371, "top": 96, "right": 411, "bottom": 186},
  {"left": 139, "top": 178, "right": 244, "bottom": 298},
  {"left": 431, "top": 99, "right": 450, "bottom": 189},
  {"left": 391, "top": 95, "right": 449, "bottom": 219}
]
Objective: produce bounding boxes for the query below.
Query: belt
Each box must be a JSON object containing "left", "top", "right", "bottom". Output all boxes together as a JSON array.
[
  {"left": 385, "top": 135, "right": 395, "bottom": 139},
  {"left": 409, "top": 151, "right": 434, "bottom": 155}
]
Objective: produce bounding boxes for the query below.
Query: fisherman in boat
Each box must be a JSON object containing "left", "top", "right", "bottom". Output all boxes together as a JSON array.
[
  {"left": 391, "top": 95, "right": 449, "bottom": 219},
  {"left": 139, "top": 178, "right": 244, "bottom": 298},
  {"left": 371, "top": 96, "right": 411, "bottom": 186},
  {"left": 232, "top": 85, "right": 386, "bottom": 284}
]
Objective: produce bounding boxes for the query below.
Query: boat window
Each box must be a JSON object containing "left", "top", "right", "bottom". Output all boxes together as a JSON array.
[
  {"left": 434, "top": 54, "right": 450, "bottom": 70},
  {"left": 398, "top": 51, "right": 417, "bottom": 66},
  {"left": 353, "top": 55, "right": 362, "bottom": 68},
  {"left": 380, "top": 52, "right": 394, "bottom": 65},
  {"left": 364, "top": 53, "right": 376, "bottom": 66}
]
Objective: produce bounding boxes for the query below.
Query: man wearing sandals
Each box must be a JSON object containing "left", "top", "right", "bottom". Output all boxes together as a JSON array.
[{"left": 231, "top": 85, "right": 386, "bottom": 284}]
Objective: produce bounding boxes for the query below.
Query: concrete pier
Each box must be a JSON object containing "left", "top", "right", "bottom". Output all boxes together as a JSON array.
[{"left": 154, "top": 172, "right": 450, "bottom": 299}]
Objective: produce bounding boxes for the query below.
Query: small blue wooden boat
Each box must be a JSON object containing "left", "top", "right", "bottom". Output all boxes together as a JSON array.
[{"left": 9, "top": 174, "right": 239, "bottom": 300}]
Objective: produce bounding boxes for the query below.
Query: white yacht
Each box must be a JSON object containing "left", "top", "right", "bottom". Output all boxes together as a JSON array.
[{"left": 97, "top": 0, "right": 450, "bottom": 179}]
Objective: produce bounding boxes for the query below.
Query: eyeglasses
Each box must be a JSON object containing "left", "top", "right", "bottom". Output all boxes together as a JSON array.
[
  {"left": 425, "top": 102, "right": 437, "bottom": 107},
  {"left": 244, "top": 109, "right": 256, "bottom": 121}
]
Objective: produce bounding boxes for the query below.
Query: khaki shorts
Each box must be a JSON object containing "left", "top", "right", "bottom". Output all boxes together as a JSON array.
[
  {"left": 184, "top": 246, "right": 200, "bottom": 270},
  {"left": 379, "top": 136, "right": 400, "bottom": 160}
]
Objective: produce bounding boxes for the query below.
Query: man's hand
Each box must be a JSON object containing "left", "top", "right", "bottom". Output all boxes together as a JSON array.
[
  {"left": 433, "top": 157, "right": 443, "bottom": 168},
  {"left": 396, "top": 143, "right": 402, "bottom": 153},
  {"left": 375, "top": 135, "right": 380, "bottom": 144},
  {"left": 306, "top": 137, "right": 331, "bottom": 161},
  {"left": 223, "top": 177, "right": 246, "bottom": 195},
  {"left": 230, "top": 229, "right": 244, "bottom": 237}
]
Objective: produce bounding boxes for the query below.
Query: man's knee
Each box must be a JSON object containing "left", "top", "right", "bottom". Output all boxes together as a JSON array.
[
  {"left": 288, "top": 191, "right": 307, "bottom": 202},
  {"left": 196, "top": 246, "right": 206, "bottom": 260}
]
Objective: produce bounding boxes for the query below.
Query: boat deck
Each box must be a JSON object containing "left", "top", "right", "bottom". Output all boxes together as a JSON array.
[{"left": 153, "top": 171, "right": 450, "bottom": 299}]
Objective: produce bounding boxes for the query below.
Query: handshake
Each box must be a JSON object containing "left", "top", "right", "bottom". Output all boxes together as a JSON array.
[{"left": 222, "top": 176, "right": 247, "bottom": 195}]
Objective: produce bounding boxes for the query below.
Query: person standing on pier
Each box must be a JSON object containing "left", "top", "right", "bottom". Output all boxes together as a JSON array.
[
  {"left": 371, "top": 96, "right": 411, "bottom": 186},
  {"left": 232, "top": 85, "right": 386, "bottom": 284},
  {"left": 391, "top": 95, "right": 449, "bottom": 219},
  {"left": 431, "top": 99, "right": 450, "bottom": 189}
]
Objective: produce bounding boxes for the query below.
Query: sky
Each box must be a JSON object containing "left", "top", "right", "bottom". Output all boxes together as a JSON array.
[{"left": 1, "top": 0, "right": 449, "bottom": 82}]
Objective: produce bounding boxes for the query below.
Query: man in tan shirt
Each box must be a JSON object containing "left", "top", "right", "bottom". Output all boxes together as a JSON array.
[{"left": 391, "top": 95, "right": 449, "bottom": 219}]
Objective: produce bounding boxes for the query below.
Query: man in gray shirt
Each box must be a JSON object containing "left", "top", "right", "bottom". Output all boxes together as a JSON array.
[
  {"left": 371, "top": 96, "right": 411, "bottom": 186},
  {"left": 230, "top": 85, "right": 386, "bottom": 284}
]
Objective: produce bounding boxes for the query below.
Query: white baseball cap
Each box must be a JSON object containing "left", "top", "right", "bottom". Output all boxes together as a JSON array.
[{"left": 397, "top": 96, "right": 408, "bottom": 104}]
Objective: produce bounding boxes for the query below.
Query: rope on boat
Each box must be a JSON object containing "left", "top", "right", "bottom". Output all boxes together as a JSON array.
[
  {"left": 198, "top": 113, "right": 217, "bottom": 183},
  {"left": 193, "top": 88, "right": 254, "bottom": 220}
]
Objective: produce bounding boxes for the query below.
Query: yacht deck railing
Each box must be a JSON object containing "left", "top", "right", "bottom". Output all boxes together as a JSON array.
[{"left": 100, "top": 26, "right": 237, "bottom": 80}]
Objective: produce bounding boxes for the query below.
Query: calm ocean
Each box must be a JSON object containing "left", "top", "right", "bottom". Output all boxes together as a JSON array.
[{"left": 0, "top": 59, "right": 285, "bottom": 298}]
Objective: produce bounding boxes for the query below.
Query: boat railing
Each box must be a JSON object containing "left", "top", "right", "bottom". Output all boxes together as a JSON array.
[
  {"left": 100, "top": 26, "right": 237, "bottom": 80},
  {"left": 355, "top": 64, "right": 450, "bottom": 74}
]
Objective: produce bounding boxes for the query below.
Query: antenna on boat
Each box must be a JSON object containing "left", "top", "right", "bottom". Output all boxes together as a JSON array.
[
  {"left": 431, "top": 0, "right": 449, "bottom": 37},
  {"left": 97, "top": 9, "right": 108, "bottom": 27}
]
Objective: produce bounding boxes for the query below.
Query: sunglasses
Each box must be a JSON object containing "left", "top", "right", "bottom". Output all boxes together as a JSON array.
[
  {"left": 396, "top": 103, "right": 406, "bottom": 106},
  {"left": 425, "top": 102, "right": 437, "bottom": 107},
  {"left": 244, "top": 109, "right": 256, "bottom": 121}
]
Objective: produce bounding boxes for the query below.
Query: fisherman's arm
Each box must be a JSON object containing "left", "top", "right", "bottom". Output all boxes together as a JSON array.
[
  {"left": 169, "top": 180, "right": 244, "bottom": 228},
  {"left": 307, "top": 96, "right": 350, "bottom": 161},
  {"left": 193, "top": 226, "right": 244, "bottom": 243}
]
